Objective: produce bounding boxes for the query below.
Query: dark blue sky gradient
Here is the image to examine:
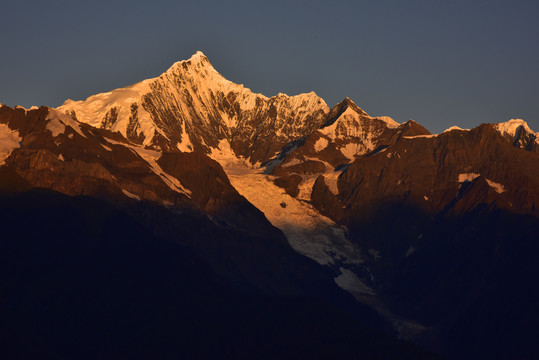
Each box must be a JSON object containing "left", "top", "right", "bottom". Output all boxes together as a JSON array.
[{"left": 1, "top": 0, "right": 538, "bottom": 133}]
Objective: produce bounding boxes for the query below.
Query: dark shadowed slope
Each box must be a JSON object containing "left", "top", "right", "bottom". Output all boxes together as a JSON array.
[{"left": 0, "top": 183, "right": 439, "bottom": 360}]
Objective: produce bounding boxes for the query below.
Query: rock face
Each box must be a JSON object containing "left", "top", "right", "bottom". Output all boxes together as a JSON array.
[
  {"left": 2, "top": 51, "right": 539, "bottom": 360},
  {"left": 313, "top": 123, "right": 539, "bottom": 221}
]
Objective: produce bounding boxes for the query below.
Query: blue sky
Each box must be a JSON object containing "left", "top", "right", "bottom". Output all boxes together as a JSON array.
[{"left": 1, "top": 0, "right": 538, "bottom": 133}]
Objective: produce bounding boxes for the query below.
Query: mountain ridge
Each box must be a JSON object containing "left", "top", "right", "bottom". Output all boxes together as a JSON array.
[{"left": 1, "top": 51, "right": 539, "bottom": 359}]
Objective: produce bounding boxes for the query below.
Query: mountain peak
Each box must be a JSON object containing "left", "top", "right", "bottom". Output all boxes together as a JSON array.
[
  {"left": 322, "top": 97, "right": 369, "bottom": 128},
  {"left": 192, "top": 50, "right": 207, "bottom": 59},
  {"left": 340, "top": 97, "right": 368, "bottom": 115},
  {"left": 398, "top": 119, "right": 431, "bottom": 136},
  {"left": 187, "top": 50, "right": 211, "bottom": 66},
  {"left": 165, "top": 50, "right": 215, "bottom": 76},
  {"left": 495, "top": 118, "right": 534, "bottom": 137},
  {"left": 494, "top": 119, "right": 538, "bottom": 150}
]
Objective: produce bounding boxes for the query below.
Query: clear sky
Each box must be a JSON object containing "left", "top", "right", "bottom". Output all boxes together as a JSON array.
[{"left": 1, "top": 0, "right": 538, "bottom": 133}]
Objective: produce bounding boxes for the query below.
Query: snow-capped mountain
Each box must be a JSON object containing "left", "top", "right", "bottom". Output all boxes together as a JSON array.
[
  {"left": 59, "top": 51, "right": 329, "bottom": 165},
  {"left": 494, "top": 118, "right": 538, "bottom": 151},
  {"left": 2, "top": 51, "right": 539, "bottom": 360}
]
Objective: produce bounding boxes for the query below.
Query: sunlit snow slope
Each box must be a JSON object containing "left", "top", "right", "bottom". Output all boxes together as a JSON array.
[{"left": 59, "top": 51, "right": 329, "bottom": 164}]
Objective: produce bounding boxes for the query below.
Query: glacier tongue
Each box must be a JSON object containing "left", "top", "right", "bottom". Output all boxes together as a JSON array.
[
  {"left": 222, "top": 160, "right": 379, "bottom": 309},
  {"left": 222, "top": 162, "right": 364, "bottom": 267}
]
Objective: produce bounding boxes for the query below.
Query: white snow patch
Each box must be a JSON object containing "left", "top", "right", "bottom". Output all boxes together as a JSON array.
[
  {"left": 314, "top": 137, "right": 328, "bottom": 152},
  {"left": 458, "top": 173, "right": 480, "bottom": 182},
  {"left": 57, "top": 154, "right": 64, "bottom": 161},
  {"left": 443, "top": 126, "right": 469, "bottom": 133},
  {"left": 424, "top": 196, "right": 429, "bottom": 201},
  {"left": 122, "top": 189, "right": 140, "bottom": 201},
  {"left": 0, "top": 124, "right": 22, "bottom": 165},
  {"left": 334, "top": 268, "right": 376, "bottom": 296},
  {"left": 403, "top": 134, "right": 437, "bottom": 139},
  {"left": 458, "top": 173, "right": 506, "bottom": 193},
  {"left": 101, "top": 144, "right": 112, "bottom": 151},
  {"left": 486, "top": 179, "right": 506, "bottom": 194},
  {"left": 177, "top": 121, "right": 193, "bottom": 152}
]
